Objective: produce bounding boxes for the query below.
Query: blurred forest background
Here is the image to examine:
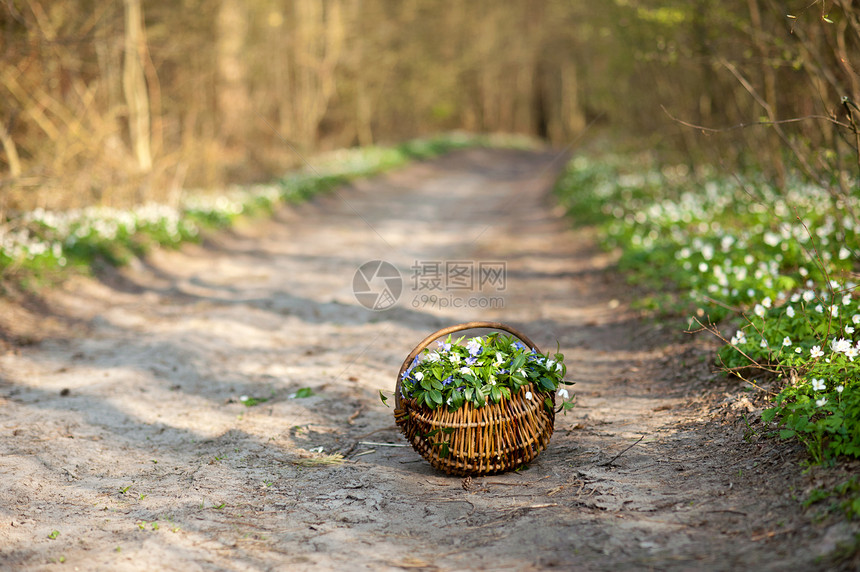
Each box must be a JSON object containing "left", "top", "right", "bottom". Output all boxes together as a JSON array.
[{"left": 1, "top": 0, "right": 859, "bottom": 212}]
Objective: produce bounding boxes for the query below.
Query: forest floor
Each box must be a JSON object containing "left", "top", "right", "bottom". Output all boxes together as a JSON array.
[{"left": 1, "top": 148, "right": 858, "bottom": 571}]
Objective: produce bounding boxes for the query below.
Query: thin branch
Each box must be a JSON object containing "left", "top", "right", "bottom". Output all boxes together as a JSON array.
[
  {"left": 661, "top": 105, "right": 851, "bottom": 133},
  {"left": 689, "top": 316, "right": 781, "bottom": 376},
  {"left": 597, "top": 434, "right": 645, "bottom": 467}
]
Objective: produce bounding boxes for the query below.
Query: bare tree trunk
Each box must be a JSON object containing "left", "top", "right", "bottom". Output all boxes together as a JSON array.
[
  {"left": 122, "top": 0, "right": 152, "bottom": 171},
  {"left": 216, "top": 0, "right": 249, "bottom": 151},
  {"left": 747, "top": 0, "right": 784, "bottom": 183},
  {"left": 560, "top": 60, "right": 586, "bottom": 140},
  {"left": 293, "top": 0, "right": 345, "bottom": 148},
  {"left": 0, "top": 121, "right": 22, "bottom": 178}
]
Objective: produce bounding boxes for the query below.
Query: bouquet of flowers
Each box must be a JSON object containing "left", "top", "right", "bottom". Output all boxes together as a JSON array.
[{"left": 394, "top": 332, "right": 575, "bottom": 413}]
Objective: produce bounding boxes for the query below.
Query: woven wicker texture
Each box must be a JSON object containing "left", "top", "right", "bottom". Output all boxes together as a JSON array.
[{"left": 394, "top": 322, "right": 556, "bottom": 476}]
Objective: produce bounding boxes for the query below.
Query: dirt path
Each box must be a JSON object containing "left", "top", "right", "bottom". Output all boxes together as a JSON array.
[{"left": 0, "top": 148, "right": 856, "bottom": 571}]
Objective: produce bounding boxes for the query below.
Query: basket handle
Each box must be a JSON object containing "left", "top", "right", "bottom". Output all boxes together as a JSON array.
[{"left": 394, "top": 321, "right": 542, "bottom": 410}]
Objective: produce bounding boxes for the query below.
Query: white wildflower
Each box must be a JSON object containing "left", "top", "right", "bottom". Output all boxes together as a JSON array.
[
  {"left": 525, "top": 391, "right": 533, "bottom": 401},
  {"left": 847, "top": 325, "right": 855, "bottom": 335},
  {"left": 831, "top": 338, "right": 852, "bottom": 354},
  {"left": 802, "top": 290, "right": 815, "bottom": 302},
  {"left": 786, "top": 306, "right": 795, "bottom": 318},
  {"left": 812, "top": 378, "right": 826, "bottom": 391},
  {"left": 762, "top": 296, "right": 772, "bottom": 309},
  {"left": 810, "top": 346, "right": 824, "bottom": 359},
  {"left": 843, "top": 294, "right": 853, "bottom": 306},
  {"left": 782, "top": 336, "right": 792, "bottom": 347},
  {"left": 414, "top": 371, "right": 425, "bottom": 381},
  {"left": 754, "top": 304, "right": 766, "bottom": 318},
  {"left": 557, "top": 388, "right": 570, "bottom": 400},
  {"left": 837, "top": 385, "right": 844, "bottom": 394},
  {"left": 730, "top": 330, "right": 747, "bottom": 346},
  {"left": 816, "top": 397, "right": 828, "bottom": 407}
]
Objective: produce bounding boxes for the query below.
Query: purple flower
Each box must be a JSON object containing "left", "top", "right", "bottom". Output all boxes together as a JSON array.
[{"left": 466, "top": 338, "right": 482, "bottom": 356}]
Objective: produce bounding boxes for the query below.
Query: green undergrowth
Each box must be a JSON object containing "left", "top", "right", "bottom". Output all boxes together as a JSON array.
[
  {"left": 805, "top": 476, "right": 860, "bottom": 520},
  {"left": 0, "top": 132, "right": 535, "bottom": 284},
  {"left": 555, "top": 152, "right": 859, "bottom": 519}
]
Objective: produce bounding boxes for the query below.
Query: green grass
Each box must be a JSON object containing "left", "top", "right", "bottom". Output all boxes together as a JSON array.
[
  {"left": 0, "top": 132, "right": 535, "bottom": 282},
  {"left": 555, "top": 152, "right": 859, "bottom": 518}
]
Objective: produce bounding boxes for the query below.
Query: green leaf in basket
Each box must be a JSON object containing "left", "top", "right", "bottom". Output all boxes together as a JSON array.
[
  {"left": 439, "top": 442, "right": 450, "bottom": 458},
  {"left": 544, "top": 397, "right": 554, "bottom": 412},
  {"left": 500, "top": 386, "right": 511, "bottom": 400},
  {"left": 379, "top": 390, "right": 389, "bottom": 406},
  {"left": 538, "top": 376, "right": 556, "bottom": 391},
  {"left": 424, "top": 392, "right": 435, "bottom": 408},
  {"left": 490, "top": 385, "right": 502, "bottom": 403},
  {"left": 510, "top": 354, "right": 526, "bottom": 373},
  {"left": 428, "top": 389, "right": 443, "bottom": 405},
  {"left": 472, "top": 387, "right": 485, "bottom": 407}
]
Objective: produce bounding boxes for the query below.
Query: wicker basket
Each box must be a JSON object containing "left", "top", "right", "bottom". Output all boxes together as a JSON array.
[{"left": 394, "top": 321, "right": 555, "bottom": 476}]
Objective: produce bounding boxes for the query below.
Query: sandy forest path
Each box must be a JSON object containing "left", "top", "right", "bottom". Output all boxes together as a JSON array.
[{"left": 0, "top": 148, "right": 854, "bottom": 571}]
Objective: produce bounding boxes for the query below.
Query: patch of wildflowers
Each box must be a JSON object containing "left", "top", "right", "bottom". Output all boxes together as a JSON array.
[{"left": 396, "top": 333, "right": 574, "bottom": 412}]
